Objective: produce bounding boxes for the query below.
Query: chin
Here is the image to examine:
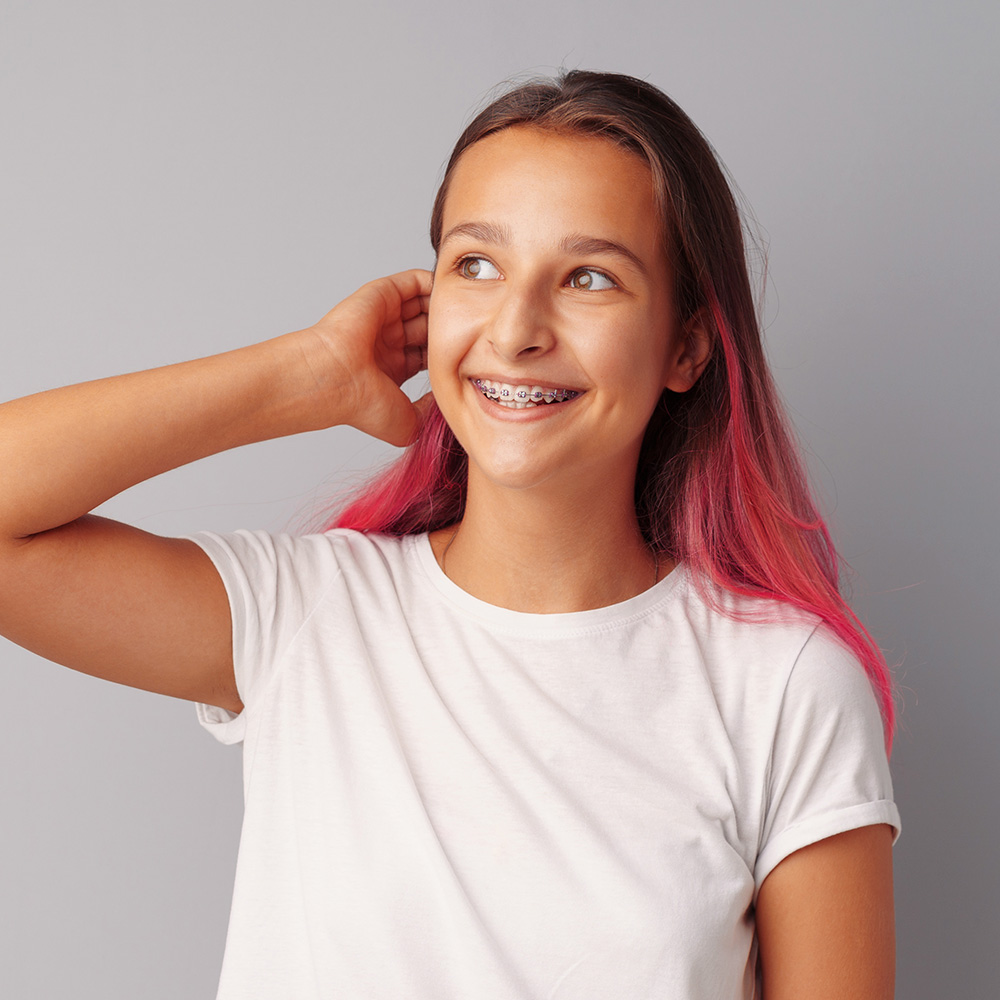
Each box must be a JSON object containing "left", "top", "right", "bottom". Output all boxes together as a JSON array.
[
  {"left": 468, "top": 461, "right": 560, "bottom": 494},
  {"left": 463, "top": 443, "right": 576, "bottom": 494}
]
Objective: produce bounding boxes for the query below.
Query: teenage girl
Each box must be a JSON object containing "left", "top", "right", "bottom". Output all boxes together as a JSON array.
[{"left": 0, "top": 71, "right": 899, "bottom": 999}]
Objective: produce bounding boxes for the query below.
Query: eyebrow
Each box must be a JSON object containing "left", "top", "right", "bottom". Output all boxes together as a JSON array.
[{"left": 439, "top": 221, "right": 649, "bottom": 278}]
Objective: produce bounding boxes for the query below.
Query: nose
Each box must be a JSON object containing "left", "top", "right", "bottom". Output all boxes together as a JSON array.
[{"left": 486, "top": 280, "right": 557, "bottom": 362}]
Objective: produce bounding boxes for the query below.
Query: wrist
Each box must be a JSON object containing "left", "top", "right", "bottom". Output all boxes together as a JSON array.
[{"left": 240, "top": 329, "right": 355, "bottom": 437}]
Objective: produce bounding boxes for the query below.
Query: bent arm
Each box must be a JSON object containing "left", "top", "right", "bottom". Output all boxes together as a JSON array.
[
  {"left": 0, "top": 270, "right": 431, "bottom": 709},
  {"left": 755, "top": 823, "right": 896, "bottom": 999},
  {"left": 1, "top": 335, "right": 335, "bottom": 542},
  {"left": 0, "top": 334, "right": 334, "bottom": 711}
]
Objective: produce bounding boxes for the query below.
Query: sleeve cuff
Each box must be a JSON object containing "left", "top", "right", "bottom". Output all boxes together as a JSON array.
[
  {"left": 196, "top": 700, "right": 247, "bottom": 745},
  {"left": 754, "top": 800, "right": 901, "bottom": 896}
]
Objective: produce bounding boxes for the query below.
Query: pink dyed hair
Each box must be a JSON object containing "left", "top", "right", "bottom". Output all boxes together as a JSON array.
[{"left": 330, "top": 71, "right": 895, "bottom": 749}]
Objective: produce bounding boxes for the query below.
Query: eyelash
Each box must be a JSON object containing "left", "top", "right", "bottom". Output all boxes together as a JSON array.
[{"left": 453, "top": 255, "right": 617, "bottom": 290}]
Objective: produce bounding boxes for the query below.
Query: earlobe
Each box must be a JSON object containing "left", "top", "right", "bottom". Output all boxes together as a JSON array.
[{"left": 664, "top": 309, "right": 713, "bottom": 392}]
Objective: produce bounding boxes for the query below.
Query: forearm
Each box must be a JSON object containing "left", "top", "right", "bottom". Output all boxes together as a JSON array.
[{"left": 0, "top": 329, "right": 336, "bottom": 540}]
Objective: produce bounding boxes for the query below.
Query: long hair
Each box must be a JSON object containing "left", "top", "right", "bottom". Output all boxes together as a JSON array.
[{"left": 330, "top": 70, "right": 895, "bottom": 748}]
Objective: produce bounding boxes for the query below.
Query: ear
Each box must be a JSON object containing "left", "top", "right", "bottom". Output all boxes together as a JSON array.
[{"left": 663, "top": 308, "right": 713, "bottom": 393}]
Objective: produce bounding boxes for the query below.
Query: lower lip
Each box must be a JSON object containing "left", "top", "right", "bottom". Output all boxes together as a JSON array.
[{"left": 468, "top": 381, "right": 583, "bottom": 421}]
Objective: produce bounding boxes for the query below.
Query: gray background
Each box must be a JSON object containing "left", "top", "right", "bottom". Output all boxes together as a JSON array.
[{"left": 1, "top": 1, "right": 996, "bottom": 996}]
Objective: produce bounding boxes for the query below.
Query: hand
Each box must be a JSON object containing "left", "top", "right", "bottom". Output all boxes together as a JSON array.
[{"left": 302, "top": 269, "right": 434, "bottom": 446}]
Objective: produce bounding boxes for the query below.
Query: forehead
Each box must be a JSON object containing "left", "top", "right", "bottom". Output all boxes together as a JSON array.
[{"left": 441, "top": 127, "right": 663, "bottom": 255}]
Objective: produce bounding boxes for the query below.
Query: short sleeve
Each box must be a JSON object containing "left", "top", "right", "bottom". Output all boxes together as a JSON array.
[
  {"left": 754, "top": 627, "right": 900, "bottom": 892},
  {"left": 186, "top": 530, "right": 342, "bottom": 744}
]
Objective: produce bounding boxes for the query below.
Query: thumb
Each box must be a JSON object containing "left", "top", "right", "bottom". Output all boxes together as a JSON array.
[
  {"left": 391, "top": 390, "right": 438, "bottom": 447},
  {"left": 379, "top": 390, "right": 420, "bottom": 448},
  {"left": 390, "top": 390, "right": 437, "bottom": 447},
  {"left": 412, "top": 390, "right": 437, "bottom": 426}
]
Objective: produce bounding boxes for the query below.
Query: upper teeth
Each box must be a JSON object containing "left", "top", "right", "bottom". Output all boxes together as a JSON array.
[{"left": 473, "top": 379, "right": 580, "bottom": 408}]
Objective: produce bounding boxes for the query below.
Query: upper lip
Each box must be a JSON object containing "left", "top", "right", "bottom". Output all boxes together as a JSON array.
[{"left": 469, "top": 374, "right": 587, "bottom": 392}]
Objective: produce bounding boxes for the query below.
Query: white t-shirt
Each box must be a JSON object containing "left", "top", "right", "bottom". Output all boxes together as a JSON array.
[{"left": 192, "top": 528, "right": 900, "bottom": 1000}]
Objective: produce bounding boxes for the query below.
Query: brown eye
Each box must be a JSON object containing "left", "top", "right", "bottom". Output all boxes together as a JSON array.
[
  {"left": 458, "top": 257, "right": 500, "bottom": 280},
  {"left": 570, "top": 268, "right": 615, "bottom": 291}
]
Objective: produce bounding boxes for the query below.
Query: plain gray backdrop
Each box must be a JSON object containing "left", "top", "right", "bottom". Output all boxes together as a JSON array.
[{"left": 1, "top": 1, "right": 996, "bottom": 996}]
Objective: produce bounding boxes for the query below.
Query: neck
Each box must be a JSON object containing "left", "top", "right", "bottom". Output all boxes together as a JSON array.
[{"left": 431, "top": 470, "right": 669, "bottom": 613}]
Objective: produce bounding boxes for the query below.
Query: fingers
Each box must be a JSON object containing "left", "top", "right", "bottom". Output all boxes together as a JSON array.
[
  {"left": 402, "top": 311, "right": 428, "bottom": 348},
  {"left": 380, "top": 268, "right": 434, "bottom": 313},
  {"left": 372, "top": 270, "right": 431, "bottom": 352},
  {"left": 398, "top": 267, "right": 435, "bottom": 298},
  {"left": 315, "top": 270, "right": 431, "bottom": 392},
  {"left": 399, "top": 292, "right": 432, "bottom": 323},
  {"left": 402, "top": 343, "right": 428, "bottom": 382}
]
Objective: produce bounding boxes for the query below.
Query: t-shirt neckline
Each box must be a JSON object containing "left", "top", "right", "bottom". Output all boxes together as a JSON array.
[{"left": 410, "top": 532, "right": 687, "bottom": 637}]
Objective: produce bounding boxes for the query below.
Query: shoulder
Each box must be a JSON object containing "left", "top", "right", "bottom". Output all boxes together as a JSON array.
[
  {"left": 187, "top": 527, "right": 421, "bottom": 586},
  {"left": 183, "top": 529, "right": 432, "bottom": 645},
  {"left": 666, "top": 572, "right": 886, "bottom": 754},
  {"left": 673, "top": 580, "right": 900, "bottom": 888},
  {"left": 677, "top": 572, "right": 876, "bottom": 691},
  {"left": 189, "top": 529, "right": 431, "bottom": 732},
  {"left": 670, "top": 571, "right": 827, "bottom": 692}
]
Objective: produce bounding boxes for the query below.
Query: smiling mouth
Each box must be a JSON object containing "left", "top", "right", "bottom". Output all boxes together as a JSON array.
[{"left": 472, "top": 378, "right": 582, "bottom": 409}]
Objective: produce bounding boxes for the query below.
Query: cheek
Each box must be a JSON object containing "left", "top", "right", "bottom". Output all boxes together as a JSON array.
[
  {"left": 592, "top": 320, "right": 667, "bottom": 386},
  {"left": 427, "top": 295, "right": 477, "bottom": 371},
  {"left": 425, "top": 295, "right": 448, "bottom": 380},
  {"left": 425, "top": 303, "right": 465, "bottom": 402}
]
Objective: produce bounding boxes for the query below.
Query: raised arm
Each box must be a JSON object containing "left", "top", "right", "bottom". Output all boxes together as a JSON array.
[{"left": 0, "top": 270, "right": 432, "bottom": 711}]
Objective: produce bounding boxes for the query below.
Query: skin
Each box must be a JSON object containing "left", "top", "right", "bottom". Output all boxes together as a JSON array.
[
  {"left": 427, "top": 128, "right": 709, "bottom": 612},
  {"left": 0, "top": 126, "right": 894, "bottom": 997},
  {"left": 427, "top": 129, "right": 895, "bottom": 996},
  {"left": 756, "top": 824, "right": 895, "bottom": 998},
  {"left": 0, "top": 272, "right": 433, "bottom": 712}
]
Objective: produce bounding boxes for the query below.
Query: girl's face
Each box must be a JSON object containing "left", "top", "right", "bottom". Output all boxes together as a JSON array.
[{"left": 428, "top": 127, "right": 700, "bottom": 497}]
